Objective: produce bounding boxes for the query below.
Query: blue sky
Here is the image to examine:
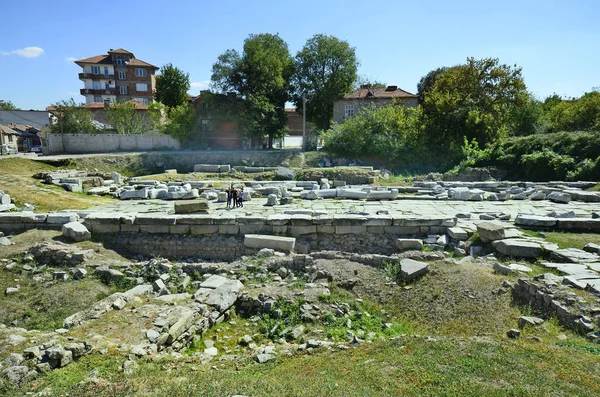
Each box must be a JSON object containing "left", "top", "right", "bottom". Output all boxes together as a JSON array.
[{"left": 0, "top": 0, "right": 598, "bottom": 110}]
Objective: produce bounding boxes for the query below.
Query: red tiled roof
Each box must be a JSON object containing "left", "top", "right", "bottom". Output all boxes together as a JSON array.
[
  {"left": 343, "top": 86, "right": 418, "bottom": 100},
  {"left": 48, "top": 101, "right": 148, "bottom": 111},
  {"left": 109, "top": 48, "right": 133, "bottom": 55},
  {"left": 127, "top": 58, "right": 158, "bottom": 69},
  {"left": 74, "top": 54, "right": 112, "bottom": 65}
]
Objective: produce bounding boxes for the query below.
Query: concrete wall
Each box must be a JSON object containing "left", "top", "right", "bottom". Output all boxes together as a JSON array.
[{"left": 44, "top": 133, "right": 180, "bottom": 154}]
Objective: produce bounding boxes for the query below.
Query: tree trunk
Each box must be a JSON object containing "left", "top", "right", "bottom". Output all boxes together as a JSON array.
[{"left": 268, "top": 132, "right": 274, "bottom": 149}]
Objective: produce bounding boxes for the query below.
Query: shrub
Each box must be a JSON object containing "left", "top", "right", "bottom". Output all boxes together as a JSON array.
[{"left": 521, "top": 150, "right": 575, "bottom": 181}]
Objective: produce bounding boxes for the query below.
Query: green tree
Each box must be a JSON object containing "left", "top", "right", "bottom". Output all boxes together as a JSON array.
[
  {"left": 416, "top": 66, "right": 449, "bottom": 104},
  {"left": 211, "top": 33, "right": 294, "bottom": 148},
  {"left": 155, "top": 64, "right": 190, "bottom": 109},
  {"left": 422, "top": 57, "right": 528, "bottom": 148},
  {"left": 106, "top": 100, "right": 147, "bottom": 134},
  {"left": 292, "top": 34, "right": 358, "bottom": 130},
  {"left": 49, "top": 99, "right": 97, "bottom": 134},
  {"left": 544, "top": 90, "right": 600, "bottom": 132},
  {"left": 164, "top": 103, "right": 197, "bottom": 142},
  {"left": 0, "top": 100, "right": 19, "bottom": 110},
  {"left": 354, "top": 75, "right": 386, "bottom": 90}
]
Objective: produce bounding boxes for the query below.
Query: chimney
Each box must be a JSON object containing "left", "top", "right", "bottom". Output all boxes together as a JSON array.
[{"left": 385, "top": 85, "right": 398, "bottom": 92}]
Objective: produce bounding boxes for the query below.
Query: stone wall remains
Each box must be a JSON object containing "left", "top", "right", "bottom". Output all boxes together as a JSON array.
[{"left": 44, "top": 133, "right": 180, "bottom": 155}]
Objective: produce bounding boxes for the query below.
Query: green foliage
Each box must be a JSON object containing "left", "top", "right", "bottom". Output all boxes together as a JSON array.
[
  {"left": 105, "top": 100, "right": 147, "bottom": 134},
  {"left": 0, "top": 99, "right": 18, "bottom": 110},
  {"left": 544, "top": 91, "right": 600, "bottom": 132},
  {"left": 521, "top": 149, "right": 575, "bottom": 180},
  {"left": 416, "top": 66, "right": 449, "bottom": 103},
  {"left": 164, "top": 103, "right": 197, "bottom": 142},
  {"left": 49, "top": 99, "right": 98, "bottom": 134},
  {"left": 322, "top": 102, "right": 424, "bottom": 162},
  {"left": 422, "top": 57, "right": 528, "bottom": 147},
  {"left": 292, "top": 34, "right": 358, "bottom": 130},
  {"left": 154, "top": 63, "right": 190, "bottom": 109},
  {"left": 211, "top": 33, "right": 293, "bottom": 148},
  {"left": 354, "top": 75, "right": 386, "bottom": 90}
]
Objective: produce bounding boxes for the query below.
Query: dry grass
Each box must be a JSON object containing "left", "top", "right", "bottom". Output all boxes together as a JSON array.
[{"left": 0, "top": 158, "right": 112, "bottom": 211}]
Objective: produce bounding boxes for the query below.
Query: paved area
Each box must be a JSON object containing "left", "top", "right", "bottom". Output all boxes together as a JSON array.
[{"left": 85, "top": 196, "right": 600, "bottom": 220}]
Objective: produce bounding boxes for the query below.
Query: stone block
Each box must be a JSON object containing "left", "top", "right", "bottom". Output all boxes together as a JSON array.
[
  {"left": 213, "top": 215, "right": 237, "bottom": 225},
  {"left": 174, "top": 200, "right": 209, "bottom": 214},
  {"left": 266, "top": 214, "right": 291, "bottom": 226},
  {"left": 169, "top": 225, "right": 190, "bottom": 234},
  {"left": 120, "top": 224, "right": 140, "bottom": 233},
  {"left": 288, "top": 226, "right": 316, "bottom": 236},
  {"left": 272, "top": 225, "right": 289, "bottom": 234},
  {"left": 139, "top": 225, "right": 170, "bottom": 234},
  {"left": 364, "top": 215, "right": 393, "bottom": 226},
  {"left": 367, "top": 226, "right": 385, "bottom": 234},
  {"left": 134, "top": 214, "right": 177, "bottom": 225},
  {"left": 317, "top": 225, "right": 336, "bottom": 234},
  {"left": 385, "top": 226, "right": 421, "bottom": 235},
  {"left": 337, "top": 189, "right": 368, "bottom": 200},
  {"left": 236, "top": 215, "right": 267, "bottom": 225},
  {"left": 62, "top": 222, "right": 91, "bottom": 242},
  {"left": 219, "top": 165, "right": 231, "bottom": 173},
  {"left": 556, "top": 219, "right": 600, "bottom": 232},
  {"left": 400, "top": 259, "right": 429, "bottom": 281},
  {"left": 447, "top": 227, "right": 468, "bottom": 241},
  {"left": 336, "top": 225, "right": 367, "bottom": 234},
  {"left": 393, "top": 217, "right": 444, "bottom": 227},
  {"left": 244, "top": 234, "right": 296, "bottom": 252},
  {"left": 495, "top": 239, "right": 543, "bottom": 258},
  {"left": 289, "top": 215, "right": 314, "bottom": 226},
  {"left": 190, "top": 225, "right": 218, "bottom": 235},
  {"left": 175, "top": 215, "right": 214, "bottom": 225},
  {"left": 120, "top": 188, "right": 148, "bottom": 200},
  {"left": 477, "top": 221, "right": 505, "bottom": 241},
  {"left": 47, "top": 212, "right": 80, "bottom": 224},
  {"left": 367, "top": 189, "right": 399, "bottom": 200},
  {"left": 333, "top": 215, "right": 367, "bottom": 226},
  {"left": 240, "top": 224, "right": 272, "bottom": 234},
  {"left": 547, "top": 191, "right": 571, "bottom": 204},
  {"left": 92, "top": 224, "right": 120, "bottom": 234},
  {"left": 218, "top": 225, "right": 239, "bottom": 235},
  {"left": 396, "top": 239, "right": 423, "bottom": 251},
  {"left": 514, "top": 215, "right": 557, "bottom": 228}
]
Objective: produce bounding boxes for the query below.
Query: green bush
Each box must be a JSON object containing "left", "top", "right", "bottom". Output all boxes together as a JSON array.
[{"left": 521, "top": 150, "right": 575, "bottom": 181}]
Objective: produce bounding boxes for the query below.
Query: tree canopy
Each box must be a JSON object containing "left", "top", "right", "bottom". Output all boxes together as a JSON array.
[
  {"left": 0, "top": 100, "right": 19, "bottom": 110},
  {"left": 106, "top": 101, "right": 147, "bottom": 134},
  {"left": 154, "top": 64, "right": 190, "bottom": 109},
  {"left": 211, "top": 33, "right": 294, "bottom": 148},
  {"left": 49, "top": 99, "right": 97, "bottom": 134},
  {"left": 292, "top": 34, "right": 358, "bottom": 131},
  {"left": 422, "top": 57, "right": 528, "bottom": 147}
]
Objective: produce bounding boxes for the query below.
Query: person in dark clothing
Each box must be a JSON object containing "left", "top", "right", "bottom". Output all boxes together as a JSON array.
[
  {"left": 231, "top": 188, "right": 238, "bottom": 209},
  {"left": 226, "top": 187, "right": 233, "bottom": 208},
  {"left": 238, "top": 187, "right": 244, "bottom": 207}
]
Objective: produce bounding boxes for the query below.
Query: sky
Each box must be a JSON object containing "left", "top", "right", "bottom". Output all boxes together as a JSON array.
[{"left": 0, "top": 0, "right": 598, "bottom": 110}]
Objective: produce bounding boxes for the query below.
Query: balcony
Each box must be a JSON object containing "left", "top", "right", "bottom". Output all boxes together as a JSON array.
[
  {"left": 80, "top": 88, "right": 116, "bottom": 95},
  {"left": 79, "top": 73, "right": 115, "bottom": 81}
]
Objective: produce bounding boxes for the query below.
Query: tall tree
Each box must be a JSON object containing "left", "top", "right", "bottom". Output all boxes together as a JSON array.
[
  {"left": 154, "top": 64, "right": 190, "bottom": 109},
  {"left": 416, "top": 66, "right": 449, "bottom": 104},
  {"left": 0, "top": 100, "right": 19, "bottom": 110},
  {"left": 49, "top": 99, "right": 97, "bottom": 134},
  {"left": 106, "top": 100, "right": 147, "bottom": 134},
  {"left": 293, "top": 34, "right": 358, "bottom": 130},
  {"left": 422, "top": 57, "right": 528, "bottom": 147},
  {"left": 211, "top": 33, "right": 294, "bottom": 148}
]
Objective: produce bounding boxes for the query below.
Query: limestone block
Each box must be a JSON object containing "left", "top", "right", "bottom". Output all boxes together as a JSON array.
[
  {"left": 139, "top": 225, "right": 170, "bottom": 234},
  {"left": 272, "top": 225, "right": 289, "bottom": 234},
  {"left": 134, "top": 214, "right": 177, "bottom": 225},
  {"left": 337, "top": 189, "right": 368, "bottom": 200},
  {"left": 236, "top": 215, "right": 267, "bottom": 224},
  {"left": 219, "top": 165, "right": 231, "bottom": 173},
  {"left": 336, "top": 226, "right": 367, "bottom": 234},
  {"left": 47, "top": 212, "right": 80, "bottom": 224},
  {"left": 367, "top": 226, "right": 385, "bottom": 234},
  {"left": 400, "top": 259, "right": 429, "bottom": 281},
  {"left": 392, "top": 217, "right": 445, "bottom": 227},
  {"left": 317, "top": 189, "right": 338, "bottom": 198},
  {"left": 288, "top": 226, "right": 316, "bottom": 236},
  {"left": 190, "top": 225, "right": 219, "bottom": 235},
  {"left": 477, "top": 221, "right": 505, "bottom": 241},
  {"left": 244, "top": 234, "right": 296, "bottom": 251},
  {"left": 367, "top": 189, "right": 399, "bottom": 200},
  {"left": 333, "top": 214, "right": 367, "bottom": 226},
  {"left": 385, "top": 226, "right": 422, "bottom": 235},
  {"left": 217, "top": 192, "right": 227, "bottom": 202},
  {"left": 218, "top": 225, "right": 239, "bottom": 234},
  {"left": 62, "top": 222, "right": 91, "bottom": 242},
  {"left": 547, "top": 191, "right": 571, "bottom": 204},
  {"left": 240, "top": 224, "right": 272, "bottom": 234},
  {"left": 289, "top": 214, "right": 313, "bottom": 226},
  {"left": 266, "top": 214, "right": 291, "bottom": 226},
  {"left": 447, "top": 227, "right": 468, "bottom": 241},
  {"left": 556, "top": 219, "right": 600, "bottom": 232},
  {"left": 265, "top": 194, "right": 278, "bottom": 206},
  {"left": 174, "top": 200, "right": 209, "bottom": 214},
  {"left": 317, "top": 225, "right": 336, "bottom": 234},
  {"left": 175, "top": 215, "right": 214, "bottom": 225},
  {"left": 169, "top": 225, "right": 190, "bottom": 234},
  {"left": 91, "top": 224, "right": 120, "bottom": 234},
  {"left": 120, "top": 188, "right": 148, "bottom": 200},
  {"left": 364, "top": 215, "right": 393, "bottom": 226},
  {"left": 120, "top": 224, "right": 140, "bottom": 233},
  {"left": 495, "top": 239, "right": 543, "bottom": 258},
  {"left": 395, "top": 239, "right": 423, "bottom": 251},
  {"left": 514, "top": 215, "right": 557, "bottom": 228}
]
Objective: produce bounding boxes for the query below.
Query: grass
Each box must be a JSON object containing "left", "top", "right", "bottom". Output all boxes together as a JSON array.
[
  {"left": 0, "top": 158, "right": 112, "bottom": 211},
  {"left": 543, "top": 231, "right": 600, "bottom": 249}
]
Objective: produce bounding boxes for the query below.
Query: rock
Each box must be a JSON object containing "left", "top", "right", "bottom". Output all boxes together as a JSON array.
[
  {"left": 547, "top": 210, "right": 576, "bottom": 218},
  {"left": 507, "top": 328, "right": 521, "bottom": 339},
  {"left": 529, "top": 191, "right": 546, "bottom": 200},
  {"left": 276, "top": 167, "right": 296, "bottom": 180},
  {"left": 400, "top": 259, "right": 429, "bottom": 281},
  {"left": 479, "top": 214, "right": 496, "bottom": 220},
  {"left": 547, "top": 191, "right": 571, "bottom": 204},
  {"left": 200, "top": 275, "right": 230, "bottom": 289},
  {"left": 174, "top": 200, "right": 209, "bottom": 214},
  {"left": 206, "top": 280, "right": 244, "bottom": 313},
  {"left": 46, "top": 347, "right": 72, "bottom": 368},
  {"left": 508, "top": 264, "right": 533, "bottom": 273},
  {"left": 583, "top": 242, "right": 600, "bottom": 255},
  {"left": 514, "top": 214, "right": 557, "bottom": 228},
  {"left": 447, "top": 227, "right": 468, "bottom": 241},
  {"left": 395, "top": 239, "right": 423, "bottom": 251},
  {"left": 266, "top": 194, "right": 278, "bottom": 206},
  {"left": 112, "top": 297, "right": 127, "bottom": 310},
  {"left": 493, "top": 263, "right": 515, "bottom": 275},
  {"left": 1, "top": 366, "right": 29, "bottom": 386},
  {"left": 152, "top": 278, "right": 166, "bottom": 292},
  {"left": 495, "top": 240, "right": 543, "bottom": 258},
  {"left": 62, "top": 222, "right": 91, "bottom": 242},
  {"left": 73, "top": 268, "right": 88, "bottom": 280},
  {"left": 256, "top": 353, "right": 275, "bottom": 364},
  {"left": 518, "top": 316, "right": 544, "bottom": 329},
  {"left": 477, "top": 221, "right": 505, "bottom": 242},
  {"left": 64, "top": 342, "right": 87, "bottom": 359},
  {"left": 204, "top": 347, "right": 218, "bottom": 357},
  {"left": 123, "top": 360, "right": 139, "bottom": 375},
  {"left": 0, "top": 237, "right": 10, "bottom": 246},
  {"left": 5, "top": 286, "right": 19, "bottom": 295},
  {"left": 244, "top": 234, "right": 296, "bottom": 252},
  {"left": 290, "top": 325, "right": 305, "bottom": 340},
  {"left": 240, "top": 335, "right": 253, "bottom": 346},
  {"left": 551, "top": 248, "right": 599, "bottom": 263},
  {"left": 4, "top": 353, "right": 24, "bottom": 367}
]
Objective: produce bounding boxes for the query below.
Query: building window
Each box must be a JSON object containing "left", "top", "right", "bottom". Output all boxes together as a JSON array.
[
  {"left": 201, "top": 119, "right": 212, "bottom": 131},
  {"left": 117, "top": 55, "right": 125, "bottom": 66},
  {"left": 344, "top": 104, "right": 355, "bottom": 119},
  {"left": 136, "top": 83, "right": 148, "bottom": 92},
  {"left": 135, "top": 98, "right": 149, "bottom": 105},
  {"left": 91, "top": 66, "right": 100, "bottom": 74},
  {"left": 135, "top": 68, "right": 147, "bottom": 77},
  {"left": 119, "top": 86, "right": 127, "bottom": 95},
  {"left": 93, "top": 81, "right": 101, "bottom": 89},
  {"left": 118, "top": 71, "right": 126, "bottom": 80},
  {"left": 94, "top": 96, "right": 102, "bottom": 102},
  {"left": 104, "top": 67, "right": 109, "bottom": 77},
  {"left": 8, "top": 135, "right": 13, "bottom": 143}
]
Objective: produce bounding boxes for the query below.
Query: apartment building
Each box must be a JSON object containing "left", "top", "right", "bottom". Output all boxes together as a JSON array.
[{"left": 75, "top": 48, "right": 158, "bottom": 105}]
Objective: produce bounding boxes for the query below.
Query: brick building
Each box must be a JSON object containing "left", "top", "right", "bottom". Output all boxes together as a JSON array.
[{"left": 75, "top": 48, "right": 158, "bottom": 105}]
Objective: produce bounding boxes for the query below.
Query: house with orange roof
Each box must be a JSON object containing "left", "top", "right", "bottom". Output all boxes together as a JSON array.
[
  {"left": 74, "top": 48, "right": 158, "bottom": 106},
  {"left": 332, "top": 85, "right": 419, "bottom": 124}
]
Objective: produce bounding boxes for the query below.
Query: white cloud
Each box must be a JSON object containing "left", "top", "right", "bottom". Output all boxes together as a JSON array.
[
  {"left": 189, "top": 80, "right": 210, "bottom": 92},
  {"left": 1, "top": 46, "right": 45, "bottom": 58},
  {"left": 65, "top": 57, "right": 77, "bottom": 62}
]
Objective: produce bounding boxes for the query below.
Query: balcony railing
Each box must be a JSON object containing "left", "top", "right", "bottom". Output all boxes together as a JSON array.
[
  {"left": 80, "top": 88, "right": 116, "bottom": 95},
  {"left": 79, "top": 73, "right": 115, "bottom": 81}
]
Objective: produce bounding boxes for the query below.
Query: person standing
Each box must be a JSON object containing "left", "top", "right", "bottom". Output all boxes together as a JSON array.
[
  {"left": 226, "top": 186, "right": 233, "bottom": 209},
  {"left": 238, "top": 187, "right": 244, "bottom": 208},
  {"left": 231, "top": 187, "right": 238, "bottom": 209}
]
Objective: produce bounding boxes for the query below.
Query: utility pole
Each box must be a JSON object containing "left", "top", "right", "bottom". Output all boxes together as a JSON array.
[{"left": 302, "top": 95, "right": 306, "bottom": 151}]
